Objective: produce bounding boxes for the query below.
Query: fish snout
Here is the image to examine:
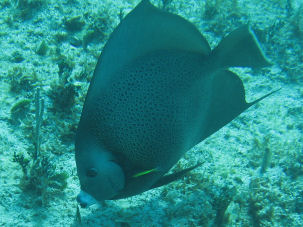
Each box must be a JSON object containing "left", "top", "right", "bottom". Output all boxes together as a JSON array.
[
  {"left": 77, "top": 196, "right": 87, "bottom": 208},
  {"left": 76, "top": 190, "right": 97, "bottom": 208}
]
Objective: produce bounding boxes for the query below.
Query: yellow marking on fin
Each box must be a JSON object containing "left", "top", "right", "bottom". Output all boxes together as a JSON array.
[{"left": 132, "top": 168, "right": 157, "bottom": 178}]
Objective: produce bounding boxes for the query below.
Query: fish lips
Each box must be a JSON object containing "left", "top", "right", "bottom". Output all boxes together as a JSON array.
[{"left": 77, "top": 190, "right": 98, "bottom": 208}]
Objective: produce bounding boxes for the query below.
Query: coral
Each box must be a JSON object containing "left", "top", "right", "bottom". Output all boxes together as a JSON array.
[
  {"left": 49, "top": 53, "right": 77, "bottom": 113},
  {"left": 81, "top": 5, "right": 113, "bottom": 49},
  {"left": 295, "top": 190, "right": 303, "bottom": 214},
  {"left": 248, "top": 134, "right": 272, "bottom": 172},
  {"left": 248, "top": 177, "right": 275, "bottom": 227},
  {"left": 70, "top": 35, "right": 82, "bottom": 47},
  {"left": 161, "top": 0, "right": 173, "bottom": 10},
  {"left": 7, "top": 67, "right": 37, "bottom": 93},
  {"left": 10, "top": 99, "right": 31, "bottom": 125},
  {"left": 10, "top": 51, "right": 24, "bottom": 63},
  {"left": 54, "top": 31, "right": 68, "bottom": 43},
  {"left": 54, "top": 53, "right": 74, "bottom": 77},
  {"left": 13, "top": 0, "right": 45, "bottom": 20},
  {"left": 213, "top": 185, "right": 237, "bottom": 226},
  {"left": 260, "top": 147, "right": 272, "bottom": 174},
  {"left": 290, "top": 3, "right": 303, "bottom": 38},
  {"left": 16, "top": 0, "right": 44, "bottom": 9},
  {"left": 64, "top": 15, "right": 85, "bottom": 32},
  {"left": 36, "top": 40, "right": 48, "bottom": 56},
  {"left": 203, "top": 0, "right": 244, "bottom": 36},
  {"left": 282, "top": 149, "right": 303, "bottom": 179},
  {"left": 82, "top": 29, "right": 96, "bottom": 49},
  {"left": 49, "top": 81, "right": 76, "bottom": 113},
  {"left": 0, "top": 0, "right": 11, "bottom": 8},
  {"left": 204, "top": 0, "right": 219, "bottom": 20}
]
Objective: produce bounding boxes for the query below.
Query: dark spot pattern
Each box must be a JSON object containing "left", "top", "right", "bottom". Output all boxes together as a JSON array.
[{"left": 85, "top": 50, "right": 210, "bottom": 168}]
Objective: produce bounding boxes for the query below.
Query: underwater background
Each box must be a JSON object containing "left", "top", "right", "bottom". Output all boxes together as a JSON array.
[{"left": 0, "top": 0, "right": 302, "bottom": 226}]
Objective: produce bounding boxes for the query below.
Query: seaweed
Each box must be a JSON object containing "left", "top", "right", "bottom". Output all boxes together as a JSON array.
[
  {"left": 75, "top": 205, "right": 82, "bottom": 225},
  {"left": 12, "top": 89, "right": 68, "bottom": 206},
  {"left": 290, "top": 3, "right": 303, "bottom": 39},
  {"left": 13, "top": 152, "right": 30, "bottom": 176}
]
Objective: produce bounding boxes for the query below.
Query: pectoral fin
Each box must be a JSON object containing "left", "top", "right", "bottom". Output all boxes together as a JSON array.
[{"left": 132, "top": 168, "right": 158, "bottom": 178}]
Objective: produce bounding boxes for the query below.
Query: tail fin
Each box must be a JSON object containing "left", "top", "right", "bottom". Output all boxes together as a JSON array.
[
  {"left": 211, "top": 25, "right": 271, "bottom": 68},
  {"left": 200, "top": 69, "right": 281, "bottom": 142}
]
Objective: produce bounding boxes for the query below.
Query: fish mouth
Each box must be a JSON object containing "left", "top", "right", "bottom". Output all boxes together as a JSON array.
[{"left": 77, "top": 190, "right": 97, "bottom": 208}]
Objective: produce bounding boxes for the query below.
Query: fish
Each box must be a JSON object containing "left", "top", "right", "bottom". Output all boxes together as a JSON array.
[{"left": 75, "top": 0, "right": 276, "bottom": 208}]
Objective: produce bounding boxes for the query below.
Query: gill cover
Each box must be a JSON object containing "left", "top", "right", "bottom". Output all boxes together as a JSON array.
[{"left": 76, "top": 147, "right": 125, "bottom": 208}]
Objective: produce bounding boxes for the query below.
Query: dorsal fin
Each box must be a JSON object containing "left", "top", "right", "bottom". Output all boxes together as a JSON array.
[
  {"left": 92, "top": 0, "right": 210, "bottom": 87},
  {"left": 210, "top": 25, "right": 271, "bottom": 68}
]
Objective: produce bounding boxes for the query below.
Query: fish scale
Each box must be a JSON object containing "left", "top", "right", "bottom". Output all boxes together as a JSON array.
[{"left": 85, "top": 50, "right": 212, "bottom": 169}]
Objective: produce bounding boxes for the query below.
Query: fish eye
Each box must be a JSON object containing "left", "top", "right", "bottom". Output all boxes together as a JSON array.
[{"left": 86, "top": 168, "right": 98, "bottom": 178}]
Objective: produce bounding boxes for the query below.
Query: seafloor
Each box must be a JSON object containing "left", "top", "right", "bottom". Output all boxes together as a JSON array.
[{"left": 0, "top": 0, "right": 302, "bottom": 226}]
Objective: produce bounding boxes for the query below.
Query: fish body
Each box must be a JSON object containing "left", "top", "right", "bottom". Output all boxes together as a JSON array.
[{"left": 75, "top": 0, "right": 273, "bottom": 207}]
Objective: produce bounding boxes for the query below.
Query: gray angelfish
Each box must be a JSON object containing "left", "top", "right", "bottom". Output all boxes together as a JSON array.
[{"left": 75, "top": 0, "right": 276, "bottom": 207}]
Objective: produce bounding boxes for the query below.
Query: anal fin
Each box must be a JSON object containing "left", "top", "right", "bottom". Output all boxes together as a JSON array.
[{"left": 150, "top": 162, "right": 203, "bottom": 190}]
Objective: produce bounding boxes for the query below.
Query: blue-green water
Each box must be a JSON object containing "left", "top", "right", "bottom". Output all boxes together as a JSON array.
[{"left": 0, "top": 0, "right": 302, "bottom": 226}]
